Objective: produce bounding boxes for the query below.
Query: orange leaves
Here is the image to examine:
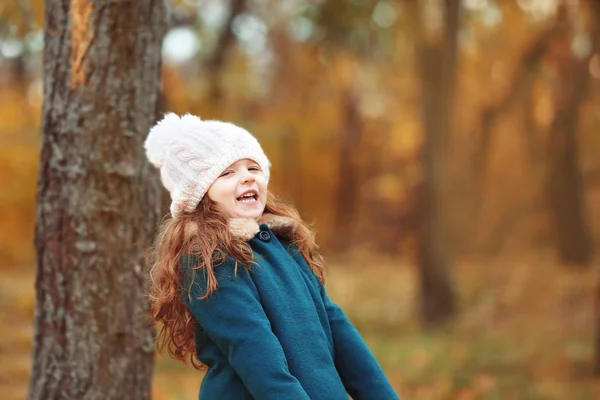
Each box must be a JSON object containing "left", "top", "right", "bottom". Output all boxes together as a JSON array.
[
  {"left": 0, "top": 82, "right": 40, "bottom": 268},
  {"left": 330, "top": 50, "right": 358, "bottom": 91},
  {"left": 0, "top": 0, "right": 43, "bottom": 36},
  {"left": 0, "top": 145, "right": 38, "bottom": 267}
]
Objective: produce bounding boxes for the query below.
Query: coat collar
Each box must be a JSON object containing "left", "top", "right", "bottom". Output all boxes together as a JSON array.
[{"left": 229, "top": 213, "right": 297, "bottom": 241}]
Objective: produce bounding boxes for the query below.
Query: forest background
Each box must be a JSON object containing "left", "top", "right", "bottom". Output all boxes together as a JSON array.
[{"left": 1, "top": 0, "right": 600, "bottom": 399}]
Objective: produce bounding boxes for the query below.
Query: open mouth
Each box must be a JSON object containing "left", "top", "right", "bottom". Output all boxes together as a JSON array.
[{"left": 237, "top": 190, "right": 258, "bottom": 203}]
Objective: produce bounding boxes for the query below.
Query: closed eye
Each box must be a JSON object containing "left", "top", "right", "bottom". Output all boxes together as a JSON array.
[
  {"left": 249, "top": 165, "right": 261, "bottom": 172},
  {"left": 220, "top": 170, "right": 234, "bottom": 177}
]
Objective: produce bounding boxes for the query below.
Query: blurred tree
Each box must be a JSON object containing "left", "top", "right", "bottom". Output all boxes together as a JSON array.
[
  {"left": 29, "top": 1, "right": 165, "bottom": 399},
  {"left": 0, "top": 0, "right": 43, "bottom": 34},
  {"left": 575, "top": 0, "right": 600, "bottom": 375},
  {"left": 335, "top": 87, "right": 361, "bottom": 248},
  {"left": 471, "top": 9, "right": 562, "bottom": 254},
  {"left": 410, "top": 0, "right": 459, "bottom": 326},
  {"left": 204, "top": 0, "right": 246, "bottom": 101},
  {"left": 309, "top": 0, "right": 395, "bottom": 247},
  {"left": 0, "top": 0, "right": 40, "bottom": 87},
  {"left": 471, "top": 21, "right": 559, "bottom": 213},
  {"left": 330, "top": 52, "right": 362, "bottom": 249},
  {"left": 545, "top": 2, "right": 594, "bottom": 267}
]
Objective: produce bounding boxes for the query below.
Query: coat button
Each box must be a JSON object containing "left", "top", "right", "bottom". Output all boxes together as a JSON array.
[{"left": 259, "top": 231, "right": 271, "bottom": 242}]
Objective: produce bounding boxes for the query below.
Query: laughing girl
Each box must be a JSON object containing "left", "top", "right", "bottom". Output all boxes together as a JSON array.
[{"left": 145, "top": 113, "right": 400, "bottom": 400}]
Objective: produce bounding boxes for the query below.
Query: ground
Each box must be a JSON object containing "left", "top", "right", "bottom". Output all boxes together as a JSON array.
[{"left": 1, "top": 250, "right": 599, "bottom": 399}]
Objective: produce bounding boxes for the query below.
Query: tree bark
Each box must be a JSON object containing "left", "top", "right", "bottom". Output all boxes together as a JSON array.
[
  {"left": 29, "top": 1, "right": 165, "bottom": 399},
  {"left": 412, "top": 0, "right": 459, "bottom": 326}
]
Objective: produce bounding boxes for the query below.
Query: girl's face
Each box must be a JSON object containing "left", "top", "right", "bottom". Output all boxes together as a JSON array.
[{"left": 207, "top": 158, "right": 267, "bottom": 220}]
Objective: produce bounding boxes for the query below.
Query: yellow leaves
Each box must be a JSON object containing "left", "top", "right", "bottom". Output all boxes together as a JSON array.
[
  {"left": 533, "top": 82, "right": 554, "bottom": 130},
  {"left": 151, "top": 370, "right": 203, "bottom": 400},
  {"left": 0, "top": 272, "right": 35, "bottom": 400},
  {"left": 372, "top": 174, "right": 407, "bottom": 203},
  {"left": 0, "top": 145, "right": 38, "bottom": 267},
  {"left": 450, "top": 375, "right": 497, "bottom": 400},
  {"left": 409, "top": 347, "right": 432, "bottom": 370},
  {"left": 390, "top": 118, "right": 422, "bottom": 155},
  {"left": 1, "top": 244, "right": 600, "bottom": 398},
  {"left": 589, "top": 54, "right": 600, "bottom": 78},
  {"left": 28, "top": 0, "right": 45, "bottom": 29},
  {"left": 330, "top": 51, "right": 358, "bottom": 90},
  {"left": 0, "top": 0, "right": 43, "bottom": 36},
  {"left": 70, "top": 0, "right": 94, "bottom": 89},
  {"left": 0, "top": 82, "right": 40, "bottom": 267}
]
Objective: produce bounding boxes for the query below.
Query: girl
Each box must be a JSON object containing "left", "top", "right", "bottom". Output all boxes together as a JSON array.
[{"left": 145, "top": 113, "right": 400, "bottom": 400}]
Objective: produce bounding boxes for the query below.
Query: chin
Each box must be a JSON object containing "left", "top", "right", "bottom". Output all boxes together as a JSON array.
[
  {"left": 234, "top": 209, "right": 263, "bottom": 220},
  {"left": 247, "top": 212, "right": 264, "bottom": 220}
]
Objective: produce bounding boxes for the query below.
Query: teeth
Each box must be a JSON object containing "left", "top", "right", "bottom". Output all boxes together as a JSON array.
[{"left": 238, "top": 192, "right": 257, "bottom": 201}]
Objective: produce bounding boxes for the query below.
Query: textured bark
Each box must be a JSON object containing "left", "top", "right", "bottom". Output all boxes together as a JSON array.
[
  {"left": 413, "top": 0, "right": 459, "bottom": 327},
  {"left": 29, "top": 1, "right": 166, "bottom": 399}
]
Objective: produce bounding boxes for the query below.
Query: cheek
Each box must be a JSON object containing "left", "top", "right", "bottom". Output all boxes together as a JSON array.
[
  {"left": 206, "top": 187, "right": 216, "bottom": 202},
  {"left": 258, "top": 177, "right": 268, "bottom": 193},
  {"left": 208, "top": 183, "right": 233, "bottom": 204}
]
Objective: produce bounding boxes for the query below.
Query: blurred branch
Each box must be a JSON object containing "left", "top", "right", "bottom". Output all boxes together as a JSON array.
[
  {"left": 585, "top": 168, "right": 600, "bottom": 188},
  {"left": 471, "top": 24, "right": 562, "bottom": 184},
  {"left": 169, "top": 11, "right": 196, "bottom": 29},
  {"left": 590, "top": 0, "right": 600, "bottom": 52},
  {"left": 205, "top": 0, "right": 246, "bottom": 100},
  {"left": 17, "top": 0, "right": 36, "bottom": 31},
  {"left": 483, "top": 201, "right": 541, "bottom": 255},
  {"left": 485, "top": 155, "right": 600, "bottom": 253},
  {"left": 522, "top": 80, "right": 543, "bottom": 167}
]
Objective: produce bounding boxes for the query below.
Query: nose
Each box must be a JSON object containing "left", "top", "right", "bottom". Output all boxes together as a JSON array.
[{"left": 241, "top": 168, "right": 255, "bottom": 184}]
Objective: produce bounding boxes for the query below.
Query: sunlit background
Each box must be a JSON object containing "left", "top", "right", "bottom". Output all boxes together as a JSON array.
[{"left": 2, "top": 0, "right": 600, "bottom": 398}]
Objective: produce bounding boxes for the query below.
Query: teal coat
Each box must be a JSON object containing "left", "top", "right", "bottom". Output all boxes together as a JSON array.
[{"left": 180, "top": 215, "right": 400, "bottom": 400}]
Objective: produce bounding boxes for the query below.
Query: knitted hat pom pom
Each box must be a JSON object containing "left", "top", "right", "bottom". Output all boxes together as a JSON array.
[{"left": 144, "top": 113, "right": 187, "bottom": 168}]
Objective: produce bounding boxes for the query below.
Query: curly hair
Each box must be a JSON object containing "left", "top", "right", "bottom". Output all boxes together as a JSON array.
[{"left": 147, "top": 192, "right": 326, "bottom": 369}]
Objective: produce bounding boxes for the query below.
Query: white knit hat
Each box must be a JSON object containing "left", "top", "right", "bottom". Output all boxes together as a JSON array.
[{"left": 144, "top": 113, "right": 271, "bottom": 217}]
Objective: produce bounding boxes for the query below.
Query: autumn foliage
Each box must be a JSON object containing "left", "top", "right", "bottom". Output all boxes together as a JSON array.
[{"left": 1, "top": 0, "right": 600, "bottom": 398}]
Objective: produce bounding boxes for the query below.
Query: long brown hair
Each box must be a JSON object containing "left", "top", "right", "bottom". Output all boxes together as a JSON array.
[{"left": 147, "top": 192, "right": 326, "bottom": 369}]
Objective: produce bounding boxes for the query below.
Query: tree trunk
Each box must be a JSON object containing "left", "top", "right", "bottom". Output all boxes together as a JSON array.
[
  {"left": 588, "top": 0, "right": 600, "bottom": 376},
  {"left": 413, "top": 0, "right": 459, "bottom": 326},
  {"left": 334, "top": 89, "right": 361, "bottom": 249},
  {"left": 29, "top": 1, "right": 166, "bottom": 399},
  {"left": 545, "top": 4, "right": 594, "bottom": 267},
  {"left": 547, "top": 62, "right": 593, "bottom": 266}
]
